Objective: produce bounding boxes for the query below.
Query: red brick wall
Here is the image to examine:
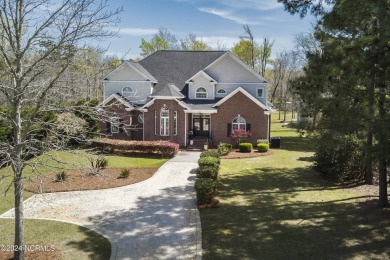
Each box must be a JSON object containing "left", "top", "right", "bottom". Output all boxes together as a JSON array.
[
  {"left": 144, "top": 99, "right": 186, "bottom": 146},
  {"left": 99, "top": 99, "right": 143, "bottom": 140},
  {"left": 212, "top": 91, "right": 269, "bottom": 147}
]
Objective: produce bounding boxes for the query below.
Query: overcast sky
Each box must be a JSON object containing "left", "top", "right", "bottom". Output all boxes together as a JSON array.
[{"left": 101, "top": 0, "right": 316, "bottom": 59}]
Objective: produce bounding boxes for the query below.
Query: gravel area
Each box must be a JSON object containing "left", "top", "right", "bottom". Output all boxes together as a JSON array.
[{"left": 1, "top": 151, "right": 202, "bottom": 260}]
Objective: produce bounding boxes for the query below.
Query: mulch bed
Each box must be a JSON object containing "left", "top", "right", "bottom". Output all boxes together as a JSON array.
[
  {"left": 24, "top": 167, "right": 158, "bottom": 193},
  {"left": 221, "top": 149, "right": 273, "bottom": 159},
  {"left": 0, "top": 245, "right": 62, "bottom": 260}
]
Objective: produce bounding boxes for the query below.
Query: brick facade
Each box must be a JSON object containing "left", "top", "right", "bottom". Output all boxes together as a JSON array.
[
  {"left": 99, "top": 98, "right": 143, "bottom": 140},
  {"left": 143, "top": 99, "right": 187, "bottom": 146},
  {"left": 100, "top": 93, "right": 269, "bottom": 147},
  {"left": 211, "top": 91, "right": 269, "bottom": 147}
]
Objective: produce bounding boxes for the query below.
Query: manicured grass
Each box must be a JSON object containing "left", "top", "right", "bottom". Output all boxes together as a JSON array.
[
  {"left": 200, "top": 113, "right": 390, "bottom": 259},
  {"left": 0, "top": 149, "right": 168, "bottom": 258},
  {"left": 0, "top": 219, "right": 111, "bottom": 260}
]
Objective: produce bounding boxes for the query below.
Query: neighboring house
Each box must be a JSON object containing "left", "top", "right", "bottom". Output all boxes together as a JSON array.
[{"left": 97, "top": 50, "right": 272, "bottom": 147}]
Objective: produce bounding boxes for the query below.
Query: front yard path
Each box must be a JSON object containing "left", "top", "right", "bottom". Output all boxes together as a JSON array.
[{"left": 1, "top": 151, "right": 201, "bottom": 260}]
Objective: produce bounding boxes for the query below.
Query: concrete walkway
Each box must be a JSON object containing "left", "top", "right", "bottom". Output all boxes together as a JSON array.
[{"left": 1, "top": 151, "right": 201, "bottom": 259}]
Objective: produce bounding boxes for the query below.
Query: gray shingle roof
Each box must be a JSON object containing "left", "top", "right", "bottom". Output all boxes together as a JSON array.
[
  {"left": 152, "top": 83, "right": 185, "bottom": 98},
  {"left": 139, "top": 50, "right": 226, "bottom": 96},
  {"left": 183, "top": 98, "right": 222, "bottom": 111}
]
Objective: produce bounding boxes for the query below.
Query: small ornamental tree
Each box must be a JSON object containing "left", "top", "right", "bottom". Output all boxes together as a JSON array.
[{"left": 230, "top": 129, "right": 251, "bottom": 146}]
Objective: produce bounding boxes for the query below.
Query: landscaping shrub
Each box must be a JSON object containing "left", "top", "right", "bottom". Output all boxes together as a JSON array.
[
  {"left": 88, "top": 156, "right": 108, "bottom": 175},
  {"left": 194, "top": 178, "right": 216, "bottom": 204},
  {"left": 200, "top": 150, "right": 220, "bottom": 158},
  {"left": 239, "top": 143, "right": 253, "bottom": 153},
  {"left": 196, "top": 166, "right": 218, "bottom": 180},
  {"left": 91, "top": 138, "right": 179, "bottom": 157},
  {"left": 55, "top": 171, "right": 68, "bottom": 182},
  {"left": 257, "top": 143, "right": 269, "bottom": 153},
  {"left": 315, "top": 134, "right": 364, "bottom": 182},
  {"left": 120, "top": 168, "right": 131, "bottom": 178},
  {"left": 218, "top": 142, "right": 232, "bottom": 156},
  {"left": 198, "top": 156, "right": 220, "bottom": 168}
]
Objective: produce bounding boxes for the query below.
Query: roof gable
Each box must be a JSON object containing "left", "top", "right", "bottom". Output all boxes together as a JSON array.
[
  {"left": 186, "top": 70, "right": 217, "bottom": 84},
  {"left": 212, "top": 87, "right": 270, "bottom": 112},
  {"left": 205, "top": 52, "right": 269, "bottom": 83},
  {"left": 103, "top": 61, "right": 156, "bottom": 82},
  {"left": 97, "top": 93, "right": 134, "bottom": 110}
]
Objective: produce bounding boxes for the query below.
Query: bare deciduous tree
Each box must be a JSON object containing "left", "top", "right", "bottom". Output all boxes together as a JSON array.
[{"left": 0, "top": 0, "right": 121, "bottom": 258}]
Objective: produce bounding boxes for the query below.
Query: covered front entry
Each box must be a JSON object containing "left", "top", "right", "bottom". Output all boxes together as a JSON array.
[{"left": 192, "top": 114, "right": 210, "bottom": 137}]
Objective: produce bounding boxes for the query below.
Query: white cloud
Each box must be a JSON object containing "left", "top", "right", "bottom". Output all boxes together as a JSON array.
[
  {"left": 197, "top": 7, "right": 260, "bottom": 25},
  {"left": 218, "top": 0, "right": 283, "bottom": 11},
  {"left": 117, "top": 27, "right": 158, "bottom": 36}
]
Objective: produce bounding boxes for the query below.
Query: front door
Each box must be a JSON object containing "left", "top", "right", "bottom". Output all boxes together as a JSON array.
[{"left": 193, "top": 117, "right": 210, "bottom": 137}]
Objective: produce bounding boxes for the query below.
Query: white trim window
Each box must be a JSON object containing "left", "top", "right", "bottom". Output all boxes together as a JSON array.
[
  {"left": 154, "top": 111, "right": 157, "bottom": 135},
  {"left": 122, "top": 86, "right": 134, "bottom": 97},
  {"left": 232, "top": 116, "right": 246, "bottom": 131},
  {"left": 256, "top": 87, "right": 265, "bottom": 98},
  {"left": 111, "top": 117, "right": 120, "bottom": 133},
  {"left": 173, "top": 111, "right": 178, "bottom": 136},
  {"left": 160, "top": 108, "right": 169, "bottom": 136},
  {"left": 216, "top": 88, "right": 227, "bottom": 96},
  {"left": 196, "top": 87, "right": 207, "bottom": 99}
]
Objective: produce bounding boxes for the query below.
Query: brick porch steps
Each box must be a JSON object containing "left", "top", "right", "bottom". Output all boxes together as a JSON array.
[{"left": 186, "top": 137, "right": 208, "bottom": 151}]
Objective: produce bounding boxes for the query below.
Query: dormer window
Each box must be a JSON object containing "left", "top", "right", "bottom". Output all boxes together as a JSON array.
[
  {"left": 196, "top": 87, "right": 207, "bottom": 99},
  {"left": 217, "top": 88, "right": 227, "bottom": 96},
  {"left": 122, "top": 87, "right": 134, "bottom": 97}
]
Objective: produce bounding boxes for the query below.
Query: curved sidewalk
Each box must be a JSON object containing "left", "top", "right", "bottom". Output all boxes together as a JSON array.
[{"left": 1, "top": 151, "right": 201, "bottom": 259}]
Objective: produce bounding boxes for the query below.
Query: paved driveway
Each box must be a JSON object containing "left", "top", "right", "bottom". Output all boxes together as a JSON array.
[{"left": 1, "top": 151, "right": 201, "bottom": 259}]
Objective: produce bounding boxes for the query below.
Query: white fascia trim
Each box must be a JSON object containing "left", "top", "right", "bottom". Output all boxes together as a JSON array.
[
  {"left": 142, "top": 98, "right": 156, "bottom": 108},
  {"left": 142, "top": 98, "right": 190, "bottom": 110},
  {"left": 101, "top": 80, "right": 153, "bottom": 83},
  {"left": 149, "top": 96, "right": 184, "bottom": 99},
  {"left": 212, "top": 87, "right": 269, "bottom": 111},
  {"left": 185, "top": 70, "right": 217, "bottom": 84},
  {"left": 125, "top": 61, "right": 157, "bottom": 82},
  {"left": 184, "top": 110, "right": 218, "bottom": 114},
  {"left": 176, "top": 99, "right": 191, "bottom": 110},
  {"left": 217, "top": 82, "right": 268, "bottom": 85},
  {"left": 97, "top": 93, "right": 134, "bottom": 110},
  {"left": 204, "top": 51, "right": 270, "bottom": 83}
]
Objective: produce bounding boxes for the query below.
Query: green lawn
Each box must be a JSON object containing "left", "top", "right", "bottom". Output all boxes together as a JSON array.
[
  {"left": 200, "top": 113, "right": 390, "bottom": 259},
  {"left": 0, "top": 149, "right": 168, "bottom": 258}
]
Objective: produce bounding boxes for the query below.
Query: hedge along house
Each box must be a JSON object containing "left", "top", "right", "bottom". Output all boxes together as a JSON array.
[{"left": 97, "top": 50, "right": 273, "bottom": 148}]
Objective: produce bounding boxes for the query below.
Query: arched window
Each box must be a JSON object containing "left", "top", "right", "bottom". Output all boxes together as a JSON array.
[
  {"left": 160, "top": 107, "right": 169, "bottom": 136},
  {"left": 232, "top": 116, "right": 246, "bottom": 131},
  {"left": 217, "top": 89, "right": 227, "bottom": 95},
  {"left": 122, "top": 87, "right": 134, "bottom": 97},
  {"left": 196, "top": 87, "right": 207, "bottom": 99}
]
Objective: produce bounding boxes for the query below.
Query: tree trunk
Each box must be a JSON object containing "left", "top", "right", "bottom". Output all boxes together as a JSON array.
[
  {"left": 12, "top": 102, "right": 25, "bottom": 260},
  {"left": 364, "top": 69, "right": 375, "bottom": 184},
  {"left": 14, "top": 173, "right": 24, "bottom": 260}
]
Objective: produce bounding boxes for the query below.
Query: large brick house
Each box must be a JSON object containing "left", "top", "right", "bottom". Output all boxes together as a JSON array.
[{"left": 97, "top": 50, "right": 272, "bottom": 148}]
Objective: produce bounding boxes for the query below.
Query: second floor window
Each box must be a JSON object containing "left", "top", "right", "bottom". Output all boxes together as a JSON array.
[
  {"left": 196, "top": 87, "right": 207, "bottom": 99},
  {"left": 122, "top": 87, "right": 134, "bottom": 97}
]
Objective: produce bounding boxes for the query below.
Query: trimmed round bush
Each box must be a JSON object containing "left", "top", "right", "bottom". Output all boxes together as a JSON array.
[
  {"left": 194, "top": 178, "right": 216, "bottom": 204},
  {"left": 196, "top": 166, "right": 218, "bottom": 179},
  {"left": 198, "top": 156, "right": 220, "bottom": 168},
  {"left": 257, "top": 143, "right": 269, "bottom": 153},
  {"left": 239, "top": 143, "right": 253, "bottom": 153},
  {"left": 200, "top": 150, "right": 220, "bottom": 158}
]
